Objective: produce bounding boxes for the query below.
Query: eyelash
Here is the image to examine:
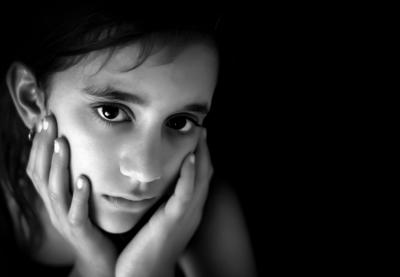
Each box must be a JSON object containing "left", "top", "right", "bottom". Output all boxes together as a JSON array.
[
  {"left": 90, "top": 103, "right": 130, "bottom": 126},
  {"left": 90, "top": 103, "right": 203, "bottom": 134}
]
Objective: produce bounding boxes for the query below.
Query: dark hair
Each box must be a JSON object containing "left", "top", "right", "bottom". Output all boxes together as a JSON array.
[{"left": 0, "top": 5, "right": 221, "bottom": 253}]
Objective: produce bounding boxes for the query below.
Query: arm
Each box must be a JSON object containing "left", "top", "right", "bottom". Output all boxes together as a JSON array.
[
  {"left": 179, "top": 180, "right": 258, "bottom": 277},
  {"left": 69, "top": 259, "right": 116, "bottom": 277}
]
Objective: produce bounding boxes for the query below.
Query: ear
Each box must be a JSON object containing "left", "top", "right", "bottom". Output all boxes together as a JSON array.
[{"left": 6, "top": 62, "right": 47, "bottom": 130}]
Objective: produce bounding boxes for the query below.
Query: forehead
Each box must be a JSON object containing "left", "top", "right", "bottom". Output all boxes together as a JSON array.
[{"left": 51, "top": 42, "right": 218, "bottom": 104}]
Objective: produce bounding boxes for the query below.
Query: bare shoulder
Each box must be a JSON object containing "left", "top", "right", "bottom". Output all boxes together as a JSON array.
[{"left": 179, "top": 177, "right": 258, "bottom": 277}]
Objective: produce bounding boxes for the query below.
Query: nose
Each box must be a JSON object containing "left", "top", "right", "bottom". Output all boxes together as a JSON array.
[{"left": 119, "top": 134, "right": 163, "bottom": 185}]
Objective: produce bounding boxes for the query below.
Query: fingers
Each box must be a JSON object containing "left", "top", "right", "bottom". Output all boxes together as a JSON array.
[
  {"left": 68, "top": 176, "right": 90, "bottom": 227},
  {"left": 166, "top": 129, "right": 213, "bottom": 218},
  {"left": 34, "top": 115, "right": 58, "bottom": 185},
  {"left": 26, "top": 125, "right": 42, "bottom": 192},
  {"left": 26, "top": 115, "right": 60, "bottom": 220},
  {"left": 165, "top": 153, "right": 196, "bottom": 217},
  {"left": 25, "top": 115, "right": 95, "bottom": 239},
  {"left": 48, "top": 136, "right": 71, "bottom": 216},
  {"left": 26, "top": 115, "right": 58, "bottom": 193},
  {"left": 193, "top": 129, "right": 213, "bottom": 206},
  {"left": 174, "top": 153, "right": 196, "bottom": 202}
]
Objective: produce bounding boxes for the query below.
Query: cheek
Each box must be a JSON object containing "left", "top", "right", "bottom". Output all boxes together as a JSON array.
[
  {"left": 51, "top": 106, "right": 119, "bottom": 188},
  {"left": 68, "top": 131, "right": 116, "bottom": 188}
]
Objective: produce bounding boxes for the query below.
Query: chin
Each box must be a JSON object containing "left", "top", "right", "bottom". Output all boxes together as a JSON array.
[{"left": 94, "top": 212, "right": 141, "bottom": 234}]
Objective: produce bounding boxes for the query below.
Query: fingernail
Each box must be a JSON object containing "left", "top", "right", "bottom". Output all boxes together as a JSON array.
[
  {"left": 189, "top": 153, "right": 196, "bottom": 164},
  {"left": 77, "top": 178, "right": 84, "bottom": 190},
  {"left": 43, "top": 118, "right": 49, "bottom": 131},
  {"left": 54, "top": 140, "right": 60, "bottom": 154}
]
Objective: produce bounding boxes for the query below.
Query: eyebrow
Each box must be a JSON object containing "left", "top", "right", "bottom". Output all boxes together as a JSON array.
[
  {"left": 82, "top": 85, "right": 210, "bottom": 115},
  {"left": 83, "top": 85, "right": 147, "bottom": 105},
  {"left": 181, "top": 103, "right": 210, "bottom": 115}
]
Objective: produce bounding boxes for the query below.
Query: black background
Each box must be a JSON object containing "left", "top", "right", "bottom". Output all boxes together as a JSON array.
[
  {"left": 207, "top": 12, "right": 268, "bottom": 276},
  {"left": 210, "top": 7, "right": 341, "bottom": 276}
]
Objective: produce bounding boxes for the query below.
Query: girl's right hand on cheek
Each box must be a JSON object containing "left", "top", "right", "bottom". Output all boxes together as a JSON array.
[{"left": 26, "top": 114, "right": 116, "bottom": 277}]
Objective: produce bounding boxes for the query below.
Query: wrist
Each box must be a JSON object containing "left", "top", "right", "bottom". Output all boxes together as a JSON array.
[
  {"left": 116, "top": 251, "right": 176, "bottom": 277},
  {"left": 116, "top": 262, "right": 175, "bottom": 277},
  {"left": 73, "top": 257, "right": 115, "bottom": 277}
]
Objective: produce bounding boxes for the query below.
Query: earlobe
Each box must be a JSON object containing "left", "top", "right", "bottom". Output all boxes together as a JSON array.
[{"left": 6, "top": 62, "right": 47, "bottom": 130}]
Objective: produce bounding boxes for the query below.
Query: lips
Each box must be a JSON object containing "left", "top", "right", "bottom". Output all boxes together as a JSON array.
[{"left": 102, "top": 194, "right": 156, "bottom": 212}]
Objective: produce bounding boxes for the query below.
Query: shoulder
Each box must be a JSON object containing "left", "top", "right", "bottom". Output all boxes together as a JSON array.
[{"left": 179, "top": 176, "right": 258, "bottom": 277}]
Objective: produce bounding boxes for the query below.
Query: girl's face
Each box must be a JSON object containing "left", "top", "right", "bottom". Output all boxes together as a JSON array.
[{"left": 46, "top": 42, "right": 218, "bottom": 233}]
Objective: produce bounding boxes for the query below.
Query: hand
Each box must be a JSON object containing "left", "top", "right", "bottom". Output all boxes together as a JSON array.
[
  {"left": 26, "top": 114, "right": 116, "bottom": 277},
  {"left": 115, "top": 129, "right": 213, "bottom": 277}
]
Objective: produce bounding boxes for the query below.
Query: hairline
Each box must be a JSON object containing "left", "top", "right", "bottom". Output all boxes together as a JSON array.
[{"left": 44, "top": 36, "right": 218, "bottom": 95}]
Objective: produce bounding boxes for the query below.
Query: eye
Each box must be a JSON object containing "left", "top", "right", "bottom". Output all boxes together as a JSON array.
[
  {"left": 96, "top": 104, "right": 130, "bottom": 122},
  {"left": 167, "top": 116, "right": 200, "bottom": 133}
]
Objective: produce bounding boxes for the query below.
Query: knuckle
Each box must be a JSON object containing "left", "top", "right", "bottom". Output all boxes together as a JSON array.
[
  {"left": 68, "top": 215, "right": 83, "bottom": 228},
  {"left": 48, "top": 189, "right": 58, "bottom": 202},
  {"left": 68, "top": 218, "right": 79, "bottom": 227}
]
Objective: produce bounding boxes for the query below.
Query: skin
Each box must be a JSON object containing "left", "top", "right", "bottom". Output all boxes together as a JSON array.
[
  {"left": 8, "top": 41, "right": 218, "bottom": 276},
  {"left": 7, "top": 39, "right": 258, "bottom": 277},
  {"left": 45, "top": 42, "right": 218, "bottom": 234}
]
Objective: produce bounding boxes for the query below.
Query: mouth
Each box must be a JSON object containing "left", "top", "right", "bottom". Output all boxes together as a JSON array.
[{"left": 102, "top": 194, "right": 156, "bottom": 212}]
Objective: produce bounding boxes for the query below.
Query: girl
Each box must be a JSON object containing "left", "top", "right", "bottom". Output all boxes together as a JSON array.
[{"left": 0, "top": 5, "right": 257, "bottom": 277}]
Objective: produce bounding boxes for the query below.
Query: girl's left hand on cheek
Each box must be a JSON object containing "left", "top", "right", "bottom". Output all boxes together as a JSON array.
[{"left": 116, "top": 129, "right": 213, "bottom": 277}]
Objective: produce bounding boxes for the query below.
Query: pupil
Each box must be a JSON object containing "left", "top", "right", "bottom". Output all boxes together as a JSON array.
[
  {"left": 103, "top": 106, "right": 119, "bottom": 119},
  {"left": 170, "top": 117, "right": 186, "bottom": 129}
]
